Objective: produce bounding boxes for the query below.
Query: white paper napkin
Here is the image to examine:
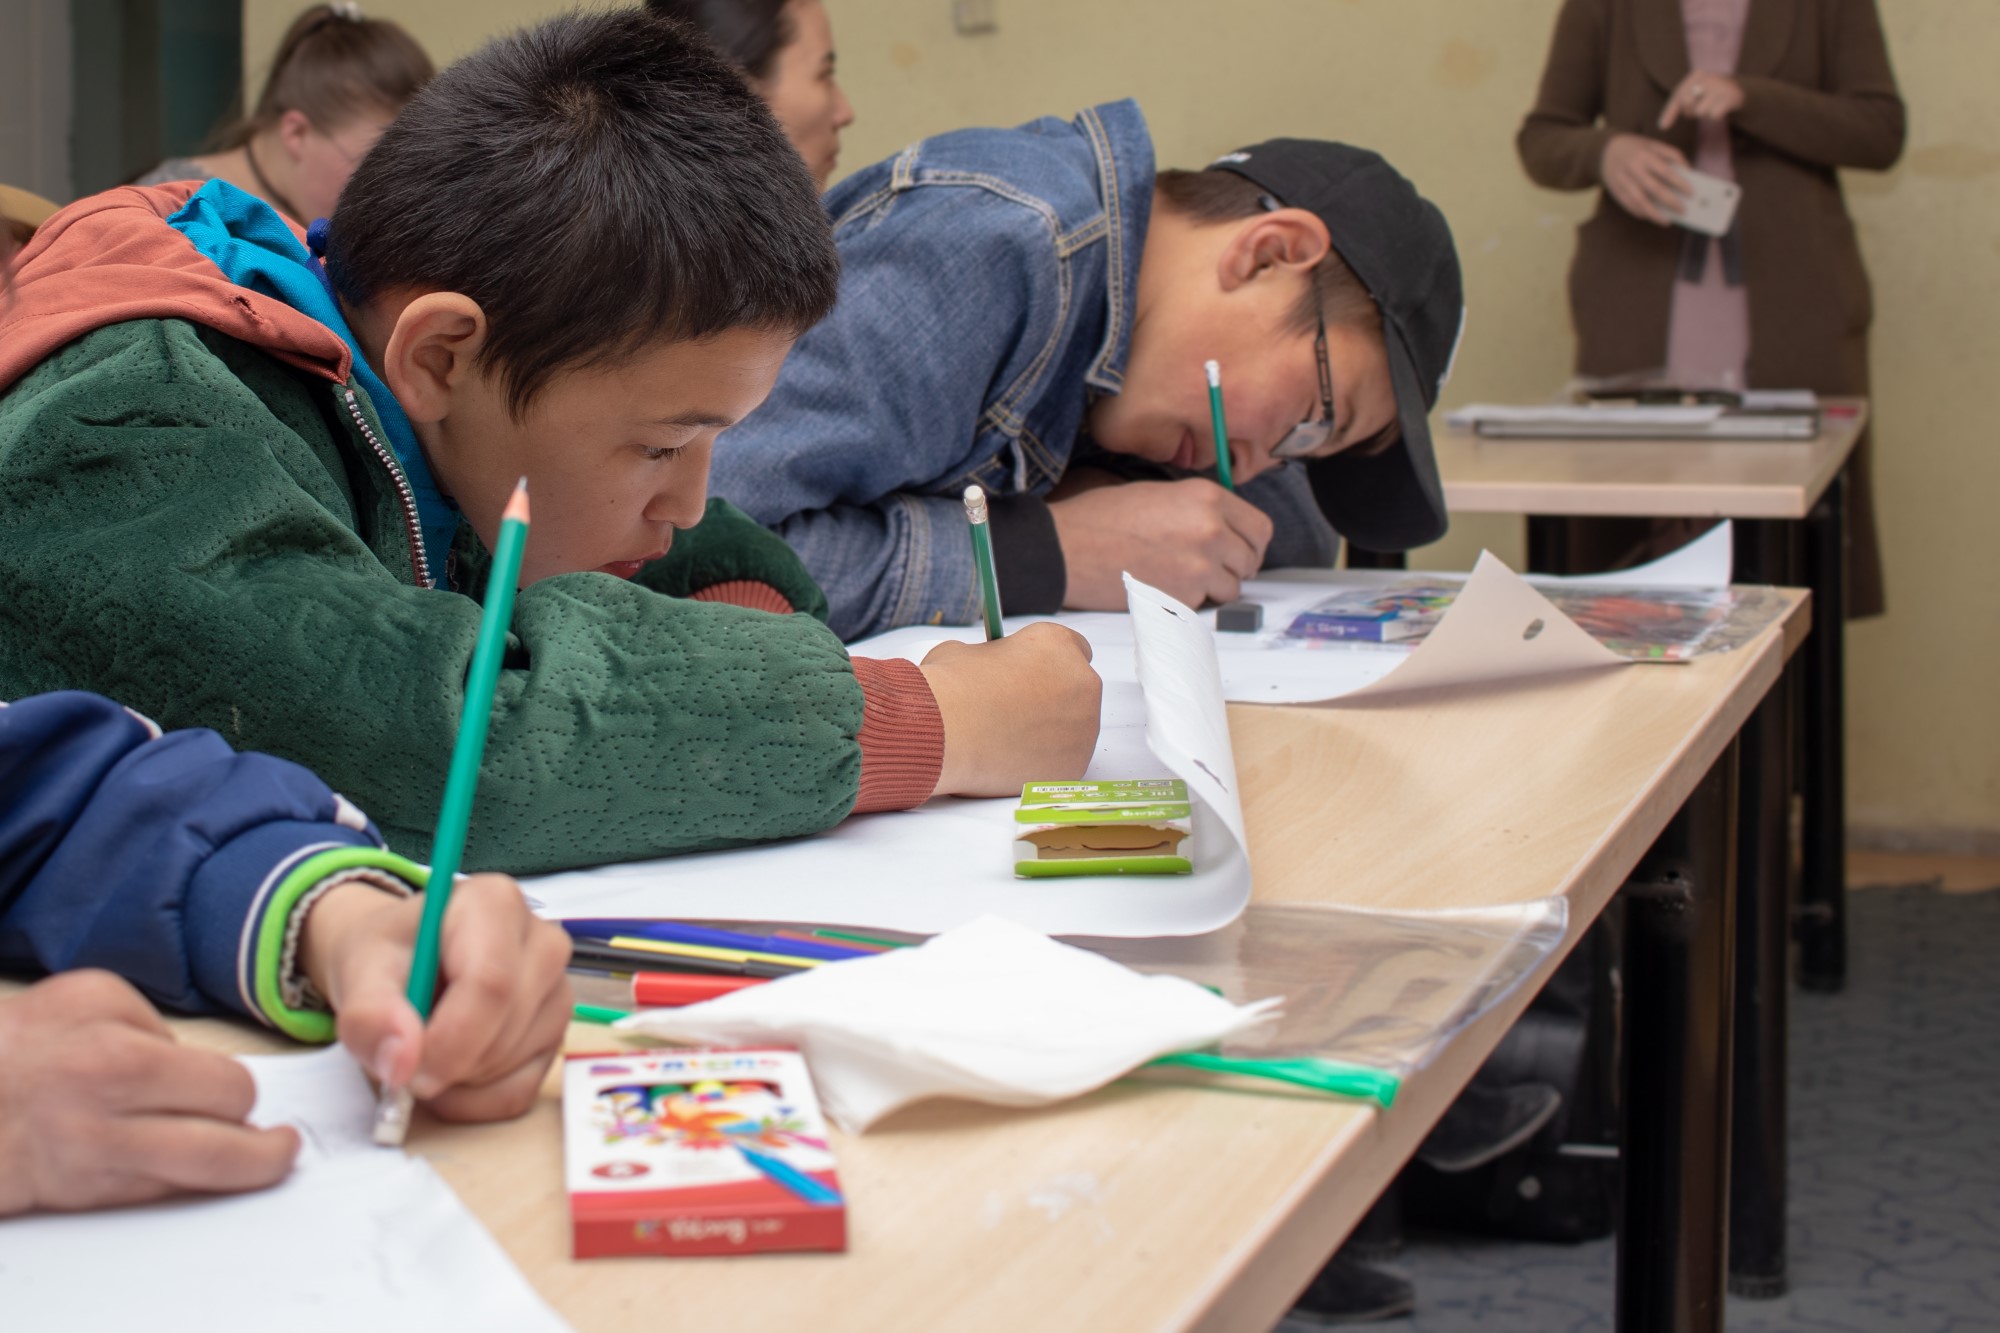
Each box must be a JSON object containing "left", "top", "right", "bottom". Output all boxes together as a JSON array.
[{"left": 616, "top": 916, "right": 1279, "bottom": 1131}]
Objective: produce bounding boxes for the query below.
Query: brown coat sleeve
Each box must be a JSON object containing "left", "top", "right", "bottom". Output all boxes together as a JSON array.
[
  {"left": 1733, "top": 0, "right": 1905, "bottom": 170},
  {"left": 1518, "top": 0, "right": 1617, "bottom": 191}
]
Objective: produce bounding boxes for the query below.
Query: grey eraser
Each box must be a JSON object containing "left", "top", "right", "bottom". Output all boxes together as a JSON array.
[{"left": 1216, "top": 600, "right": 1263, "bottom": 633}]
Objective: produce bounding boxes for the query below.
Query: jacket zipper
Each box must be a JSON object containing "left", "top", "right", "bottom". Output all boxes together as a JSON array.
[{"left": 339, "top": 385, "right": 434, "bottom": 589}]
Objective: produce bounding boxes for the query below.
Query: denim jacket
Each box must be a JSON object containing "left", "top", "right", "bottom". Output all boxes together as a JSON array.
[{"left": 711, "top": 99, "right": 1335, "bottom": 641}]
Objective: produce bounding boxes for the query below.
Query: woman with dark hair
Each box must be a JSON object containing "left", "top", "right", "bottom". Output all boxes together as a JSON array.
[
  {"left": 137, "top": 3, "right": 433, "bottom": 226},
  {"left": 1518, "top": 0, "right": 1904, "bottom": 615},
  {"left": 647, "top": 0, "right": 855, "bottom": 187}
]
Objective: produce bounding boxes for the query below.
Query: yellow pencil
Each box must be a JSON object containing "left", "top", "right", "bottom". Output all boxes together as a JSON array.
[{"left": 606, "top": 935, "right": 824, "bottom": 970}]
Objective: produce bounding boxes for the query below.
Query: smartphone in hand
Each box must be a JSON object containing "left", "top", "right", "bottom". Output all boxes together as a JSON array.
[{"left": 1668, "top": 165, "right": 1741, "bottom": 237}]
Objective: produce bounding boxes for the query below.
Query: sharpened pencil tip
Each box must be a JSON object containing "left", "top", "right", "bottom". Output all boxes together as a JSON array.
[{"left": 503, "top": 477, "right": 530, "bottom": 525}]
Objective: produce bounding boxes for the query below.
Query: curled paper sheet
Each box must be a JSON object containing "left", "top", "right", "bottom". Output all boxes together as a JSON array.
[{"left": 617, "top": 916, "right": 1281, "bottom": 1132}]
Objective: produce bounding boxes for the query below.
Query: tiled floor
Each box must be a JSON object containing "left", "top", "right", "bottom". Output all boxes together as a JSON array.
[{"left": 1273, "top": 858, "right": 2000, "bottom": 1332}]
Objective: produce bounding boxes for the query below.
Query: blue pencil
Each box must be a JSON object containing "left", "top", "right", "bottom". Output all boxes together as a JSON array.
[
  {"left": 734, "top": 1144, "right": 843, "bottom": 1207},
  {"left": 559, "top": 919, "right": 871, "bottom": 963}
]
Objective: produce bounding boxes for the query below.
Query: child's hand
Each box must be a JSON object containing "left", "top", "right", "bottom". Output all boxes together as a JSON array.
[
  {"left": 920, "top": 623, "right": 1102, "bottom": 796},
  {"left": 300, "top": 875, "right": 573, "bottom": 1123},
  {"left": 0, "top": 971, "right": 300, "bottom": 1216},
  {"left": 1049, "top": 478, "right": 1275, "bottom": 612}
]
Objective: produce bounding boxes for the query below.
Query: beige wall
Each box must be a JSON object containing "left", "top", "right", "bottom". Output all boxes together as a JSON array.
[{"left": 243, "top": 0, "right": 1998, "bottom": 845}]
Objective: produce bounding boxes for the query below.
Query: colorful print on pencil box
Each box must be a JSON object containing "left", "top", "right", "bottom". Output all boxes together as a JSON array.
[
  {"left": 593, "top": 1079, "right": 828, "bottom": 1156},
  {"left": 566, "top": 1049, "right": 845, "bottom": 1256}
]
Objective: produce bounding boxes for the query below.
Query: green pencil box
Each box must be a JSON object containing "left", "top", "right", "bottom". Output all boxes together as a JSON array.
[{"left": 1013, "top": 779, "right": 1194, "bottom": 878}]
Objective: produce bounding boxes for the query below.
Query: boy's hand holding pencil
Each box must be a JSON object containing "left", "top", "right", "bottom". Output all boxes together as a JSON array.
[
  {"left": 918, "top": 625, "right": 1102, "bottom": 797},
  {"left": 300, "top": 875, "right": 573, "bottom": 1124}
]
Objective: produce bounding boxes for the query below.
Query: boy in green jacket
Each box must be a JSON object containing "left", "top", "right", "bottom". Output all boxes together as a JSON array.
[{"left": 0, "top": 10, "right": 1100, "bottom": 876}]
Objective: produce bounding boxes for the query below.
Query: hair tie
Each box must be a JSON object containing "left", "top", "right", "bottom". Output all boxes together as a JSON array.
[
  {"left": 330, "top": 2, "right": 363, "bottom": 20},
  {"left": 306, "top": 217, "right": 331, "bottom": 257}
]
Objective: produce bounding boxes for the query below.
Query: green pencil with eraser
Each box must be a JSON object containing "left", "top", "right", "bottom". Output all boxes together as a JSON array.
[
  {"left": 1204, "top": 359, "right": 1235, "bottom": 492},
  {"left": 963, "top": 483, "right": 1005, "bottom": 640},
  {"left": 373, "top": 476, "right": 530, "bottom": 1147}
]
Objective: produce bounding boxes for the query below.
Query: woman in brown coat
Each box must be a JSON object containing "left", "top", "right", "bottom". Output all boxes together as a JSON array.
[{"left": 1518, "top": 0, "right": 1904, "bottom": 615}]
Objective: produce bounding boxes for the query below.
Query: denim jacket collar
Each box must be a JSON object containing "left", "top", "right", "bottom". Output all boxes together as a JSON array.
[{"left": 1074, "top": 101, "right": 1154, "bottom": 396}]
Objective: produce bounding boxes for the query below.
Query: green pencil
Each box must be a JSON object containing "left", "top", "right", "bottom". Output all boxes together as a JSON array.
[
  {"left": 1204, "top": 360, "right": 1235, "bottom": 492},
  {"left": 373, "top": 476, "right": 531, "bottom": 1147},
  {"left": 963, "top": 484, "right": 1005, "bottom": 640}
]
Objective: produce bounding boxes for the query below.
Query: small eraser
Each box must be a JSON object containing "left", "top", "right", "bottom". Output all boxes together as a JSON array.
[{"left": 1216, "top": 600, "right": 1263, "bottom": 633}]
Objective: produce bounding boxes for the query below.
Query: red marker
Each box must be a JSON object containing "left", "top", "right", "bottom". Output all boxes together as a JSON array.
[{"left": 632, "top": 971, "right": 767, "bottom": 1007}]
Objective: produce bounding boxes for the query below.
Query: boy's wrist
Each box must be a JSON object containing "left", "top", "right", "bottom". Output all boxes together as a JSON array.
[
  {"left": 297, "top": 879, "right": 414, "bottom": 1005},
  {"left": 253, "top": 847, "right": 429, "bottom": 1042}
]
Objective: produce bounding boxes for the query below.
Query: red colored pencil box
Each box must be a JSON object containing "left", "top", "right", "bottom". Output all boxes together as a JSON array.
[{"left": 562, "top": 1047, "right": 846, "bottom": 1258}]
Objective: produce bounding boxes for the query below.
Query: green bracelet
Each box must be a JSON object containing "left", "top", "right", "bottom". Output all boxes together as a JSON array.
[{"left": 253, "top": 847, "right": 430, "bottom": 1042}]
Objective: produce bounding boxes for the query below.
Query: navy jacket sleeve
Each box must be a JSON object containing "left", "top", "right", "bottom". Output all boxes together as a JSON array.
[{"left": 0, "top": 692, "right": 386, "bottom": 1020}]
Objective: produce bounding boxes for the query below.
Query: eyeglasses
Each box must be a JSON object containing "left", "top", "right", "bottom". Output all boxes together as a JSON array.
[{"left": 1271, "top": 297, "right": 1338, "bottom": 460}]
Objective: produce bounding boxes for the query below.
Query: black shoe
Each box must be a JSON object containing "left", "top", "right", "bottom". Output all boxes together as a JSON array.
[
  {"left": 1284, "top": 1253, "right": 1416, "bottom": 1325},
  {"left": 1415, "top": 1081, "right": 1562, "bottom": 1174}
]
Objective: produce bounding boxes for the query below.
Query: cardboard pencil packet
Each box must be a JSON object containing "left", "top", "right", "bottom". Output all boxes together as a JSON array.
[
  {"left": 563, "top": 1047, "right": 845, "bottom": 1258},
  {"left": 1013, "top": 779, "right": 1194, "bottom": 878}
]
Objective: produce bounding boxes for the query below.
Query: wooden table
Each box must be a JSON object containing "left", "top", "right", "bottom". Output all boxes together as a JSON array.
[
  {"left": 1435, "top": 400, "right": 1866, "bottom": 522},
  {"left": 1431, "top": 401, "right": 1865, "bottom": 1296},
  {"left": 127, "top": 589, "right": 1806, "bottom": 1333}
]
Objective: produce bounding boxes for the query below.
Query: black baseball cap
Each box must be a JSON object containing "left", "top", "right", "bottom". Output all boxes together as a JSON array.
[{"left": 1209, "top": 140, "right": 1464, "bottom": 552}]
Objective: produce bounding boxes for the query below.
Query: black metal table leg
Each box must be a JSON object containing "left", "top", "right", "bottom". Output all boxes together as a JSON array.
[
  {"left": 1798, "top": 469, "right": 1849, "bottom": 990},
  {"left": 1618, "top": 743, "right": 1740, "bottom": 1333},
  {"left": 1727, "top": 519, "right": 1795, "bottom": 1297}
]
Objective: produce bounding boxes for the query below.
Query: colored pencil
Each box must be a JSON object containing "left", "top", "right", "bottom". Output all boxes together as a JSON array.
[
  {"left": 1204, "top": 360, "right": 1235, "bottom": 492},
  {"left": 773, "top": 928, "right": 887, "bottom": 955},
  {"left": 605, "top": 934, "right": 822, "bottom": 971},
  {"left": 963, "top": 484, "right": 1005, "bottom": 640},
  {"left": 632, "top": 971, "right": 766, "bottom": 1007},
  {"left": 814, "top": 927, "right": 916, "bottom": 951},
  {"left": 561, "top": 919, "right": 869, "bottom": 962},
  {"left": 572, "top": 1003, "right": 631, "bottom": 1025},
  {"left": 735, "top": 1144, "right": 843, "bottom": 1206},
  {"left": 569, "top": 940, "right": 797, "bottom": 979},
  {"left": 374, "top": 477, "right": 531, "bottom": 1148}
]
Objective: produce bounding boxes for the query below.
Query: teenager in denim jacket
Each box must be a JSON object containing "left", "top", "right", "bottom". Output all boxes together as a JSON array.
[{"left": 711, "top": 100, "right": 1466, "bottom": 640}]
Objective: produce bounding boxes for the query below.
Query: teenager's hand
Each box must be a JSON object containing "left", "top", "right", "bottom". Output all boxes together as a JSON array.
[
  {"left": 1048, "top": 478, "right": 1274, "bottom": 611},
  {"left": 1600, "top": 134, "right": 1691, "bottom": 225},
  {"left": 0, "top": 971, "right": 300, "bottom": 1215},
  {"left": 301, "top": 875, "right": 573, "bottom": 1124},
  {"left": 920, "top": 624, "right": 1101, "bottom": 797},
  {"left": 1658, "top": 71, "right": 1744, "bottom": 130}
]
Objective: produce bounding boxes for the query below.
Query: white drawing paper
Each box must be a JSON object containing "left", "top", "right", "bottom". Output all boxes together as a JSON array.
[
  {"left": 0, "top": 1047, "right": 568, "bottom": 1333},
  {"left": 525, "top": 576, "right": 1254, "bottom": 938}
]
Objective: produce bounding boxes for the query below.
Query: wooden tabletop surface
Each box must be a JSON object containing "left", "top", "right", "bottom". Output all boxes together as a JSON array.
[
  {"left": 1435, "top": 399, "right": 1868, "bottom": 519},
  {"left": 45, "top": 590, "right": 1809, "bottom": 1333}
]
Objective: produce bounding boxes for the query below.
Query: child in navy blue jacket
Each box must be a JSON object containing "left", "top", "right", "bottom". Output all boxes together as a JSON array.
[{"left": 0, "top": 692, "right": 572, "bottom": 1214}]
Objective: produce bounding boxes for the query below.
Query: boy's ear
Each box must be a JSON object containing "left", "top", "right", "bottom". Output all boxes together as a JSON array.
[
  {"left": 378, "top": 292, "right": 490, "bottom": 424},
  {"left": 1217, "top": 207, "right": 1332, "bottom": 292}
]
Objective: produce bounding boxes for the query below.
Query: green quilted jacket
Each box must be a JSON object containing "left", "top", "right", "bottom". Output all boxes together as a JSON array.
[{"left": 0, "top": 185, "right": 942, "bottom": 873}]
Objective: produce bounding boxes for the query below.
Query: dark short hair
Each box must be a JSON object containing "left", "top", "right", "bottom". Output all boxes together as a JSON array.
[
  {"left": 325, "top": 9, "right": 839, "bottom": 416},
  {"left": 645, "top": 0, "right": 796, "bottom": 83},
  {"left": 1156, "top": 166, "right": 1396, "bottom": 455},
  {"left": 1156, "top": 167, "right": 1380, "bottom": 339},
  {"left": 215, "top": 4, "right": 433, "bottom": 149}
]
